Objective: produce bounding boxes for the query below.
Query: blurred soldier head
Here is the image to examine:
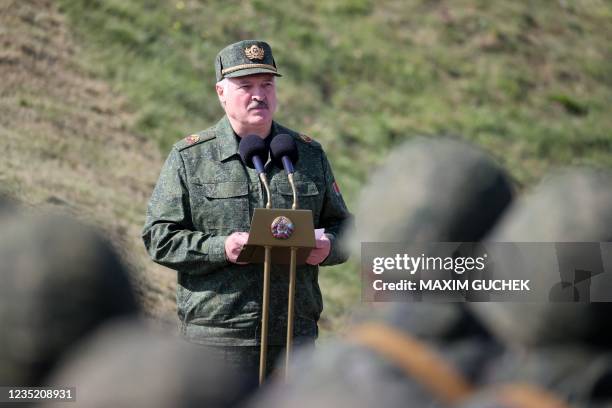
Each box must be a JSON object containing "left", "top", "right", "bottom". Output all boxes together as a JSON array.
[
  {"left": 251, "top": 138, "right": 514, "bottom": 408},
  {"left": 0, "top": 212, "right": 138, "bottom": 386},
  {"left": 44, "top": 320, "right": 255, "bottom": 408},
  {"left": 349, "top": 137, "right": 514, "bottom": 250},
  {"left": 471, "top": 169, "right": 612, "bottom": 349}
]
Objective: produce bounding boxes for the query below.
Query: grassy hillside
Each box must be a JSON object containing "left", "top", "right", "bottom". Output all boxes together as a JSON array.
[
  {"left": 54, "top": 0, "right": 612, "bottom": 331},
  {"left": 0, "top": 0, "right": 175, "bottom": 323},
  {"left": 5, "top": 0, "right": 612, "bottom": 332},
  {"left": 55, "top": 0, "right": 612, "bottom": 186}
]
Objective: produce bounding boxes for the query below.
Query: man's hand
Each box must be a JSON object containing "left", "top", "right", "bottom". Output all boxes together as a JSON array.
[
  {"left": 306, "top": 228, "right": 331, "bottom": 265},
  {"left": 225, "top": 232, "right": 249, "bottom": 264}
]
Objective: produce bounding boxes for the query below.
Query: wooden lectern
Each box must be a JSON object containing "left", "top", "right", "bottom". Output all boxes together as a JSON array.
[{"left": 237, "top": 207, "right": 315, "bottom": 385}]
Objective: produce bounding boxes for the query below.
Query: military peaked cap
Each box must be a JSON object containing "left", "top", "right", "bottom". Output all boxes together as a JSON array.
[{"left": 215, "top": 40, "right": 281, "bottom": 81}]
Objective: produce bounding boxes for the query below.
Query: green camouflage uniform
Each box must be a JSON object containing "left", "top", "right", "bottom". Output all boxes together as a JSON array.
[{"left": 142, "top": 115, "right": 351, "bottom": 347}]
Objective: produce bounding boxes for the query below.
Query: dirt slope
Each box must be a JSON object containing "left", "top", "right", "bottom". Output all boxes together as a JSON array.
[{"left": 0, "top": 0, "right": 176, "bottom": 323}]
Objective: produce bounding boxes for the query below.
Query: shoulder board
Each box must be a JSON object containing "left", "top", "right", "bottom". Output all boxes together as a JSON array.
[
  {"left": 274, "top": 122, "right": 322, "bottom": 150},
  {"left": 174, "top": 130, "right": 215, "bottom": 151},
  {"left": 295, "top": 133, "right": 322, "bottom": 149}
]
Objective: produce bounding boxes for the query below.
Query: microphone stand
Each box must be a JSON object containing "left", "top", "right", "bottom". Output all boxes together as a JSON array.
[
  {"left": 287, "top": 172, "right": 298, "bottom": 211},
  {"left": 260, "top": 173, "right": 272, "bottom": 210},
  {"left": 239, "top": 137, "right": 311, "bottom": 385},
  {"left": 258, "top": 170, "right": 300, "bottom": 383},
  {"left": 239, "top": 146, "right": 314, "bottom": 386},
  {"left": 259, "top": 172, "right": 272, "bottom": 385},
  {"left": 285, "top": 172, "right": 298, "bottom": 380}
]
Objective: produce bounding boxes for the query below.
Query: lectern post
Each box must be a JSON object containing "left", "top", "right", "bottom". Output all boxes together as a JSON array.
[
  {"left": 285, "top": 246, "right": 298, "bottom": 377},
  {"left": 237, "top": 208, "right": 315, "bottom": 385}
]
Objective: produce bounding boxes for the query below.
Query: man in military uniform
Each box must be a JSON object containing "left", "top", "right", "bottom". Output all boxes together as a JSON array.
[{"left": 142, "top": 40, "right": 352, "bottom": 378}]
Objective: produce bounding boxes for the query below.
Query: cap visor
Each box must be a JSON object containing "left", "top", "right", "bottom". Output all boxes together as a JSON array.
[{"left": 224, "top": 67, "right": 282, "bottom": 79}]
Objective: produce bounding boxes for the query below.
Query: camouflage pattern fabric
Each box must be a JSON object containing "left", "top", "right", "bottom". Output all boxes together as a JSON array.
[
  {"left": 207, "top": 337, "right": 315, "bottom": 383},
  {"left": 142, "top": 115, "right": 352, "bottom": 346}
]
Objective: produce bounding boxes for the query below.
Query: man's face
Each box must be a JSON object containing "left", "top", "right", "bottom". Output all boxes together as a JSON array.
[{"left": 216, "top": 73, "right": 277, "bottom": 134}]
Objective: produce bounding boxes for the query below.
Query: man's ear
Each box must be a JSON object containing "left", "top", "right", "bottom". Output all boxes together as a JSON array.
[{"left": 215, "top": 83, "right": 225, "bottom": 105}]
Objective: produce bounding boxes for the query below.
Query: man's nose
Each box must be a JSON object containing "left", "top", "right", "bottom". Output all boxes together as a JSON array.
[{"left": 251, "top": 86, "right": 266, "bottom": 100}]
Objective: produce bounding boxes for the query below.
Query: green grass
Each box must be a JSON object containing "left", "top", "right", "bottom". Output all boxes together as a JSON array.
[{"left": 56, "top": 0, "right": 612, "bottom": 329}]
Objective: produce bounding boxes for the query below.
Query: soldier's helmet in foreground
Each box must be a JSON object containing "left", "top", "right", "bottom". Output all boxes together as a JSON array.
[
  {"left": 472, "top": 169, "right": 612, "bottom": 349},
  {"left": 348, "top": 137, "right": 514, "bottom": 250},
  {"left": 461, "top": 169, "right": 612, "bottom": 407},
  {"left": 0, "top": 212, "right": 138, "bottom": 386},
  {"left": 250, "top": 138, "right": 515, "bottom": 408},
  {"left": 43, "top": 320, "right": 255, "bottom": 408}
]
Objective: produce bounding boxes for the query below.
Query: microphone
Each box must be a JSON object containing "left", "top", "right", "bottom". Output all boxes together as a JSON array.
[
  {"left": 270, "top": 134, "right": 300, "bottom": 209},
  {"left": 239, "top": 134, "right": 268, "bottom": 174},
  {"left": 270, "top": 133, "right": 299, "bottom": 173},
  {"left": 239, "top": 135, "right": 272, "bottom": 208}
]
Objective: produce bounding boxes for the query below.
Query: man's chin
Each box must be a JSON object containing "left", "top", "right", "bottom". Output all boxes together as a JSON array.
[
  {"left": 249, "top": 108, "right": 269, "bottom": 117},
  {"left": 247, "top": 113, "right": 272, "bottom": 124}
]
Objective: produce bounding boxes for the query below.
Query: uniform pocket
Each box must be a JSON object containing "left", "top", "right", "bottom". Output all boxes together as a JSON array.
[
  {"left": 277, "top": 181, "right": 319, "bottom": 197},
  {"left": 277, "top": 180, "right": 321, "bottom": 223},
  {"left": 191, "top": 181, "right": 250, "bottom": 231},
  {"left": 200, "top": 182, "right": 248, "bottom": 199}
]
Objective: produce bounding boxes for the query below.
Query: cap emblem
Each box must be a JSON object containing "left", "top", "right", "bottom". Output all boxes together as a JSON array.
[{"left": 244, "top": 45, "right": 265, "bottom": 61}]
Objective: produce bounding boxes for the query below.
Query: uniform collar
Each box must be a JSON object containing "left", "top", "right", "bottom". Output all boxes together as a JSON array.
[{"left": 216, "top": 115, "right": 278, "bottom": 162}]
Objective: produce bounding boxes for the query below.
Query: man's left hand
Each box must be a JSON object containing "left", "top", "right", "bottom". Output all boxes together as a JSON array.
[
  {"left": 306, "top": 229, "right": 331, "bottom": 265},
  {"left": 225, "top": 232, "right": 249, "bottom": 264}
]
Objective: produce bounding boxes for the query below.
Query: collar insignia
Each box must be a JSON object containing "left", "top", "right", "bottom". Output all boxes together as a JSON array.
[
  {"left": 185, "top": 134, "right": 200, "bottom": 145},
  {"left": 300, "top": 134, "right": 313, "bottom": 143}
]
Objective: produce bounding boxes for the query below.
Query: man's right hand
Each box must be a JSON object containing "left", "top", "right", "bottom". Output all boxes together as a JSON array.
[{"left": 224, "top": 232, "right": 249, "bottom": 264}]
